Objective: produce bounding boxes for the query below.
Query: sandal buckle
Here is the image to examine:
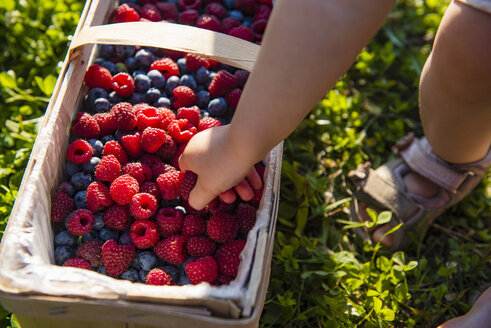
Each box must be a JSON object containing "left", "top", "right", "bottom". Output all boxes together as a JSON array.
[{"left": 392, "top": 132, "right": 415, "bottom": 156}]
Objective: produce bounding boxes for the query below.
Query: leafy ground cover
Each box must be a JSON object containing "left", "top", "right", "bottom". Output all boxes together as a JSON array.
[{"left": 0, "top": 0, "right": 489, "bottom": 327}]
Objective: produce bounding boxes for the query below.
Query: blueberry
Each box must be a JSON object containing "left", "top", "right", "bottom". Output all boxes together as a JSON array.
[
  {"left": 121, "top": 268, "right": 139, "bottom": 282},
  {"left": 88, "top": 139, "right": 104, "bottom": 157},
  {"left": 99, "top": 45, "right": 114, "bottom": 59},
  {"left": 224, "top": 0, "right": 235, "bottom": 9},
  {"left": 162, "top": 265, "right": 180, "bottom": 282},
  {"left": 208, "top": 97, "right": 228, "bottom": 116},
  {"left": 93, "top": 212, "right": 105, "bottom": 231},
  {"left": 164, "top": 75, "right": 180, "bottom": 95},
  {"left": 97, "top": 266, "right": 107, "bottom": 275},
  {"left": 194, "top": 66, "right": 210, "bottom": 85},
  {"left": 131, "top": 254, "right": 141, "bottom": 270},
  {"left": 94, "top": 58, "right": 105, "bottom": 66},
  {"left": 132, "top": 70, "right": 146, "bottom": 79},
  {"left": 177, "top": 57, "right": 187, "bottom": 74},
  {"left": 144, "top": 88, "right": 161, "bottom": 105},
  {"left": 179, "top": 273, "right": 192, "bottom": 286},
  {"left": 74, "top": 190, "right": 87, "bottom": 209},
  {"left": 101, "top": 135, "right": 116, "bottom": 144},
  {"left": 82, "top": 230, "right": 99, "bottom": 242},
  {"left": 125, "top": 56, "right": 138, "bottom": 71},
  {"left": 119, "top": 231, "right": 132, "bottom": 245},
  {"left": 108, "top": 91, "right": 122, "bottom": 105},
  {"left": 92, "top": 97, "right": 110, "bottom": 113},
  {"left": 228, "top": 10, "right": 244, "bottom": 21},
  {"left": 82, "top": 157, "right": 100, "bottom": 174},
  {"left": 155, "top": 97, "right": 171, "bottom": 108},
  {"left": 101, "top": 61, "right": 118, "bottom": 75},
  {"left": 71, "top": 172, "right": 92, "bottom": 190},
  {"left": 206, "top": 71, "right": 217, "bottom": 88},
  {"left": 54, "top": 231, "right": 77, "bottom": 247},
  {"left": 137, "top": 251, "right": 158, "bottom": 271},
  {"left": 242, "top": 17, "right": 253, "bottom": 28},
  {"left": 115, "top": 45, "right": 136, "bottom": 59},
  {"left": 200, "top": 109, "right": 210, "bottom": 118},
  {"left": 139, "top": 269, "right": 150, "bottom": 283},
  {"left": 135, "top": 49, "right": 154, "bottom": 69},
  {"left": 180, "top": 74, "right": 197, "bottom": 90},
  {"left": 86, "top": 88, "right": 108, "bottom": 108},
  {"left": 54, "top": 246, "right": 75, "bottom": 265},
  {"left": 196, "top": 90, "right": 210, "bottom": 109},
  {"left": 134, "top": 74, "right": 151, "bottom": 93},
  {"left": 57, "top": 182, "right": 76, "bottom": 197},
  {"left": 129, "top": 93, "right": 145, "bottom": 105},
  {"left": 99, "top": 227, "right": 119, "bottom": 242},
  {"left": 147, "top": 70, "right": 166, "bottom": 89},
  {"left": 115, "top": 130, "right": 125, "bottom": 141}
]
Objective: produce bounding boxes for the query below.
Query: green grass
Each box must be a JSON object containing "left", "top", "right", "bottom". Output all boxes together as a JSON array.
[{"left": 0, "top": 0, "right": 489, "bottom": 327}]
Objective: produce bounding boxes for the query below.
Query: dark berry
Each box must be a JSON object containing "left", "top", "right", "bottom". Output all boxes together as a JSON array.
[
  {"left": 99, "top": 45, "right": 114, "bottom": 59},
  {"left": 87, "top": 139, "right": 104, "bottom": 156},
  {"left": 180, "top": 74, "right": 197, "bottom": 90},
  {"left": 99, "top": 227, "right": 119, "bottom": 242},
  {"left": 164, "top": 75, "right": 180, "bottom": 95},
  {"left": 101, "top": 61, "right": 118, "bottom": 75},
  {"left": 155, "top": 97, "right": 171, "bottom": 108},
  {"left": 115, "top": 45, "right": 136, "bottom": 58},
  {"left": 196, "top": 90, "right": 210, "bottom": 108},
  {"left": 108, "top": 91, "right": 123, "bottom": 104},
  {"left": 121, "top": 268, "right": 139, "bottom": 282},
  {"left": 194, "top": 66, "right": 210, "bottom": 85},
  {"left": 94, "top": 212, "right": 105, "bottom": 231},
  {"left": 74, "top": 190, "right": 87, "bottom": 209},
  {"left": 147, "top": 70, "right": 166, "bottom": 89},
  {"left": 119, "top": 230, "right": 132, "bottom": 245},
  {"left": 144, "top": 88, "right": 161, "bottom": 104},
  {"left": 135, "top": 49, "right": 155, "bottom": 68},
  {"left": 82, "top": 230, "right": 99, "bottom": 242},
  {"left": 82, "top": 156, "right": 101, "bottom": 174},
  {"left": 70, "top": 172, "right": 92, "bottom": 190},
  {"left": 129, "top": 93, "right": 145, "bottom": 105},
  {"left": 207, "top": 97, "right": 228, "bottom": 116},
  {"left": 134, "top": 73, "right": 151, "bottom": 93},
  {"left": 125, "top": 56, "right": 138, "bottom": 71},
  {"left": 55, "top": 246, "right": 75, "bottom": 265},
  {"left": 93, "top": 98, "right": 111, "bottom": 113},
  {"left": 54, "top": 231, "right": 77, "bottom": 247},
  {"left": 137, "top": 251, "right": 158, "bottom": 271},
  {"left": 58, "top": 182, "right": 76, "bottom": 197}
]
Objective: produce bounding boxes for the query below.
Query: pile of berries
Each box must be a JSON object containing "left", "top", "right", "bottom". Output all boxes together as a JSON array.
[
  {"left": 112, "top": 0, "right": 272, "bottom": 44},
  {"left": 52, "top": 0, "right": 270, "bottom": 286}
]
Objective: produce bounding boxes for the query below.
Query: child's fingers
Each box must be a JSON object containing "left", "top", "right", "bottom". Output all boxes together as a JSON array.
[
  {"left": 188, "top": 179, "right": 215, "bottom": 210},
  {"left": 246, "top": 168, "right": 262, "bottom": 190},
  {"left": 219, "top": 189, "right": 237, "bottom": 204},
  {"left": 233, "top": 179, "right": 254, "bottom": 201}
]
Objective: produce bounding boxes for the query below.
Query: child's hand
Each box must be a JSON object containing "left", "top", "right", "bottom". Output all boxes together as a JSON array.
[{"left": 179, "top": 125, "right": 262, "bottom": 210}]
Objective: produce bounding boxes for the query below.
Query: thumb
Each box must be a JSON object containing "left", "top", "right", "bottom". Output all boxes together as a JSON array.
[
  {"left": 178, "top": 150, "right": 190, "bottom": 173},
  {"left": 187, "top": 178, "right": 215, "bottom": 211}
]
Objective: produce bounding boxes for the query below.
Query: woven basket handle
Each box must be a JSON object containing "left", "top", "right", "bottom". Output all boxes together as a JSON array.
[{"left": 69, "top": 22, "right": 260, "bottom": 71}]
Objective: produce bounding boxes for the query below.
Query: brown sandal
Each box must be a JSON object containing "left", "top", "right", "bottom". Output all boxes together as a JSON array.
[{"left": 348, "top": 133, "right": 491, "bottom": 250}]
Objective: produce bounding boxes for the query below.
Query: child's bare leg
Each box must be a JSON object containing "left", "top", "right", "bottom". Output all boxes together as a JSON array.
[{"left": 372, "top": 0, "right": 491, "bottom": 244}]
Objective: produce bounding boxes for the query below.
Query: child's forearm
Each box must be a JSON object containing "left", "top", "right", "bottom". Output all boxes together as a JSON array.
[{"left": 229, "top": 0, "right": 395, "bottom": 164}]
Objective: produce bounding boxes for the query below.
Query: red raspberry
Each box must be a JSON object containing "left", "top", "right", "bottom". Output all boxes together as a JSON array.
[
  {"left": 182, "top": 214, "right": 207, "bottom": 237},
  {"left": 160, "top": 107, "right": 177, "bottom": 130},
  {"left": 51, "top": 192, "right": 74, "bottom": 222},
  {"left": 110, "top": 174, "right": 140, "bottom": 205},
  {"left": 156, "top": 134, "right": 177, "bottom": 161},
  {"left": 67, "top": 209, "right": 95, "bottom": 236},
  {"left": 226, "top": 88, "right": 241, "bottom": 110},
  {"left": 180, "top": 171, "right": 197, "bottom": 201},
  {"left": 130, "top": 193, "right": 158, "bottom": 220},
  {"left": 186, "top": 236, "right": 216, "bottom": 257},
  {"left": 112, "top": 73, "right": 135, "bottom": 97},
  {"left": 66, "top": 139, "right": 93, "bottom": 164},
  {"left": 252, "top": 19, "right": 267, "bottom": 42},
  {"left": 86, "top": 181, "right": 114, "bottom": 212},
  {"left": 221, "top": 17, "right": 240, "bottom": 34},
  {"left": 151, "top": 161, "right": 176, "bottom": 180},
  {"left": 208, "top": 59, "right": 221, "bottom": 70},
  {"left": 120, "top": 131, "right": 143, "bottom": 158},
  {"left": 139, "top": 154, "right": 162, "bottom": 169},
  {"left": 215, "top": 239, "right": 246, "bottom": 277},
  {"left": 130, "top": 220, "right": 159, "bottom": 248},
  {"left": 208, "top": 70, "right": 237, "bottom": 98},
  {"left": 146, "top": 268, "right": 175, "bottom": 285},
  {"left": 205, "top": 3, "right": 227, "bottom": 18},
  {"left": 257, "top": 0, "right": 272, "bottom": 5},
  {"left": 185, "top": 256, "right": 218, "bottom": 285},
  {"left": 154, "top": 235, "right": 188, "bottom": 264},
  {"left": 111, "top": 102, "right": 137, "bottom": 131},
  {"left": 167, "top": 119, "right": 197, "bottom": 144},
  {"left": 206, "top": 197, "right": 235, "bottom": 215},
  {"left": 185, "top": 54, "right": 210, "bottom": 72},
  {"left": 94, "top": 112, "right": 117, "bottom": 136},
  {"left": 157, "top": 170, "right": 184, "bottom": 200},
  {"left": 76, "top": 240, "right": 104, "bottom": 267},
  {"left": 113, "top": 4, "right": 140, "bottom": 23},
  {"left": 156, "top": 207, "right": 183, "bottom": 237},
  {"left": 102, "top": 239, "right": 135, "bottom": 276},
  {"left": 254, "top": 4, "right": 271, "bottom": 21},
  {"left": 236, "top": 203, "right": 257, "bottom": 234},
  {"left": 183, "top": 199, "right": 209, "bottom": 215},
  {"left": 150, "top": 58, "right": 179, "bottom": 79},
  {"left": 198, "top": 117, "right": 222, "bottom": 132},
  {"left": 156, "top": 2, "right": 178, "bottom": 20},
  {"left": 229, "top": 25, "right": 253, "bottom": 42},
  {"left": 255, "top": 163, "right": 265, "bottom": 180},
  {"left": 234, "top": 69, "right": 249, "bottom": 88},
  {"left": 178, "top": 0, "right": 202, "bottom": 10},
  {"left": 103, "top": 204, "right": 131, "bottom": 230},
  {"left": 136, "top": 106, "right": 164, "bottom": 131},
  {"left": 170, "top": 143, "right": 187, "bottom": 169},
  {"left": 249, "top": 187, "right": 263, "bottom": 207},
  {"left": 133, "top": 103, "right": 149, "bottom": 116},
  {"left": 70, "top": 112, "right": 100, "bottom": 139},
  {"left": 141, "top": 127, "right": 167, "bottom": 153},
  {"left": 235, "top": 0, "right": 257, "bottom": 15},
  {"left": 141, "top": 4, "right": 161, "bottom": 21},
  {"left": 95, "top": 155, "right": 121, "bottom": 182},
  {"left": 163, "top": 49, "right": 184, "bottom": 61},
  {"left": 122, "top": 162, "right": 152, "bottom": 185},
  {"left": 216, "top": 275, "right": 233, "bottom": 285},
  {"left": 84, "top": 64, "right": 112, "bottom": 91},
  {"left": 207, "top": 212, "right": 238, "bottom": 243},
  {"left": 177, "top": 106, "right": 200, "bottom": 127},
  {"left": 140, "top": 182, "right": 161, "bottom": 201},
  {"left": 196, "top": 14, "right": 221, "bottom": 32},
  {"left": 179, "top": 9, "right": 199, "bottom": 25},
  {"left": 103, "top": 140, "right": 128, "bottom": 165},
  {"left": 172, "top": 86, "right": 197, "bottom": 109},
  {"left": 63, "top": 258, "right": 91, "bottom": 270}
]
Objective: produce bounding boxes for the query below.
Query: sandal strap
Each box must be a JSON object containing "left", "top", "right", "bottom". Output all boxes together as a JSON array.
[{"left": 398, "top": 137, "right": 470, "bottom": 193}]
